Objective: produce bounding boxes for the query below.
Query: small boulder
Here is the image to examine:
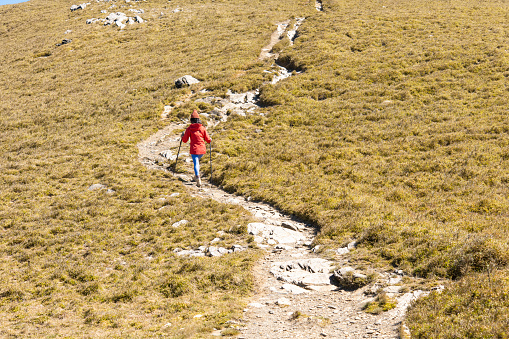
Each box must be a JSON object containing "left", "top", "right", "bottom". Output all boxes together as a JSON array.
[
  {"left": 175, "top": 75, "right": 200, "bottom": 88},
  {"left": 218, "top": 247, "right": 229, "bottom": 255},
  {"left": 172, "top": 219, "right": 188, "bottom": 228},
  {"left": 336, "top": 247, "right": 349, "bottom": 255},
  {"left": 88, "top": 183, "right": 107, "bottom": 191},
  {"left": 332, "top": 267, "right": 370, "bottom": 289},
  {"left": 207, "top": 246, "right": 222, "bottom": 257},
  {"left": 159, "top": 150, "right": 174, "bottom": 160},
  {"left": 56, "top": 39, "right": 72, "bottom": 47}
]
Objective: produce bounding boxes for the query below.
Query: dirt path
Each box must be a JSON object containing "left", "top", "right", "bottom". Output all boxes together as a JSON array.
[
  {"left": 137, "top": 19, "right": 421, "bottom": 339},
  {"left": 137, "top": 121, "right": 421, "bottom": 339}
]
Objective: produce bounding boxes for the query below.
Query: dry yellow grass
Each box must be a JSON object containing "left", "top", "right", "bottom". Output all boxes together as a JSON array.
[
  {"left": 0, "top": 0, "right": 314, "bottom": 336},
  {"left": 1, "top": 0, "right": 508, "bottom": 336}
]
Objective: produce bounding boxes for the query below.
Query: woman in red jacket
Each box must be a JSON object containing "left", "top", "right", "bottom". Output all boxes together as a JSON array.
[{"left": 182, "top": 110, "right": 211, "bottom": 187}]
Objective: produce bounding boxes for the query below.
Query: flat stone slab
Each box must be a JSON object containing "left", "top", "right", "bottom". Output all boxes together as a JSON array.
[
  {"left": 247, "top": 222, "right": 306, "bottom": 245},
  {"left": 281, "top": 283, "right": 308, "bottom": 294},
  {"left": 270, "top": 258, "right": 335, "bottom": 289}
]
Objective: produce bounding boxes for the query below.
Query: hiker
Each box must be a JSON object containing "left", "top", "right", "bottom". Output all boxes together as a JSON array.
[{"left": 181, "top": 109, "right": 211, "bottom": 187}]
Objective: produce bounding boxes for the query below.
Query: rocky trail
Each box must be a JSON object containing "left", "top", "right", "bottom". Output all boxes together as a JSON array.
[{"left": 137, "top": 18, "right": 426, "bottom": 339}]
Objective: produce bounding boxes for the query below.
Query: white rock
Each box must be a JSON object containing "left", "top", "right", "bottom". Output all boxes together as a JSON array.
[
  {"left": 88, "top": 183, "right": 107, "bottom": 191},
  {"left": 336, "top": 247, "right": 349, "bottom": 255},
  {"left": 384, "top": 285, "right": 401, "bottom": 294},
  {"left": 207, "top": 246, "right": 222, "bottom": 257},
  {"left": 115, "top": 21, "right": 126, "bottom": 29},
  {"left": 247, "top": 222, "right": 305, "bottom": 245},
  {"left": 232, "top": 245, "right": 245, "bottom": 252},
  {"left": 229, "top": 92, "right": 247, "bottom": 104},
  {"left": 388, "top": 276, "right": 402, "bottom": 285},
  {"left": 172, "top": 219, "right": 188, "bottom": 228},
  {"left": 300, "top": 273, "right": 333, "bottom": 287},
  {"left": 175, "top": 75, "right": 199, "bottom": 88},
  {"left": 159, "top": 150, "right": 173, "bottom": 159},
  {"left": 281, "top": 221, "right": 300, "bottom": 231},
  {"left": 281, "top": 284, "right": 307, "bottom": 294},
  {"left": 347, "top": 240, "right": 357, "bottom": 249},
  {"left": 265, "top": 218, "right": 282, "bottom": 226},
  {"left": 218, "top": 247, "right": 229, "bottom": 255}
]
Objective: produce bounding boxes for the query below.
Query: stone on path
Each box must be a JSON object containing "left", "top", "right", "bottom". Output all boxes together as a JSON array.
[
  {"left": 336, "top": 247, "right": 349, "bottom": 255},
  {"left": 281, "top": 283, "right": 307, "bottom": 294},
  {"left": 160, "top": 150, "right": 174, "bottom": 160},
  {"left": 332, "top": 266, "right": 369, "bottom": 289},
  {"left": 270, "top": 258, "right": 336, "bottom": 290},
  {"left": 281, "top": 220, "right": 301, "bottom": 231},
  {"left": 247, "top": 222, "right": 305, "bottom": 245}
]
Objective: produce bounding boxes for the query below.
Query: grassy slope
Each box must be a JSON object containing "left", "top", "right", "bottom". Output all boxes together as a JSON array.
[
  {"left": 1, "top": 0, "right": 508, "bottom": 337},
  {"left": 211, "top": 0, "right": 509, "bottom": 336},
  {"left": 0, "top": 0, "right": 313, "bottom": 337}
]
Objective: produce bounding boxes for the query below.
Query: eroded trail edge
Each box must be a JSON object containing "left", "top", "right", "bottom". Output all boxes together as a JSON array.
[{"left": 137, "top": 20, "right": 425, "bottom": 339}]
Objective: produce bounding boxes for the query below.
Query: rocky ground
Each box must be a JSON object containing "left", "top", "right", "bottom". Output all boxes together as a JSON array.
[{"left": 136, "top": 19, "right": 428, "bottom": 339}]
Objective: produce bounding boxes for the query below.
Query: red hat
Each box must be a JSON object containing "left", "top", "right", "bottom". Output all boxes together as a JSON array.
[{"left": 191, "top": 109, "right": 199, "bottom": 119}]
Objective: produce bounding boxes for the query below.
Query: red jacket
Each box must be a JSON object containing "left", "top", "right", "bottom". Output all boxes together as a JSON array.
[{"left": 182, "top": 123, "right": 211, "bottom": 155}]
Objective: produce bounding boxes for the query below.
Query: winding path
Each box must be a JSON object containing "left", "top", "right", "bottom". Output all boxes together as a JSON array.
[{"left": 137, "top": 19, "right": 420, "bottom": 339}]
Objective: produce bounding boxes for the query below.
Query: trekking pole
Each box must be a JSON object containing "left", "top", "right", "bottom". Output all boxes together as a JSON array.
[
  {"left": 209, "top": 141, "right": 212, "bottom": 180},
  {"left": 174, "top": 138, "right": 182, "bottom": 172}
]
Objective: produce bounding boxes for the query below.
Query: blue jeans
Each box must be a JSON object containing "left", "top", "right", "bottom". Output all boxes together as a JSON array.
[{"left": 192, "top": 154, "right": 204, "bottom": 177}]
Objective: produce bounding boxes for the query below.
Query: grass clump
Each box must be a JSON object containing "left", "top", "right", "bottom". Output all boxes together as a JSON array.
[
  {"left": 290, "top": 310, "right": 309, "bottom": 320},
  {"left": 363, "top": 292, "right": 397, "bottom": 315},
  {"left": 406, "top": 270, "right": 509, "bottom": 338}
]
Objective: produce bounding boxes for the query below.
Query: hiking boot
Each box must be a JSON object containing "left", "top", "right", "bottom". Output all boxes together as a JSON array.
[
  {"left": 192, "top": 175, "right": 198, "bottom": 182},
  {"left": 197, "top": 176, "right": 202, "bottom": 187}
]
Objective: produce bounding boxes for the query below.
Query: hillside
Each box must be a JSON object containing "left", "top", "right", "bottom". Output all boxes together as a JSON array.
[{"left": 1, "top": 0, "right": 508, "bottom": 337}]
